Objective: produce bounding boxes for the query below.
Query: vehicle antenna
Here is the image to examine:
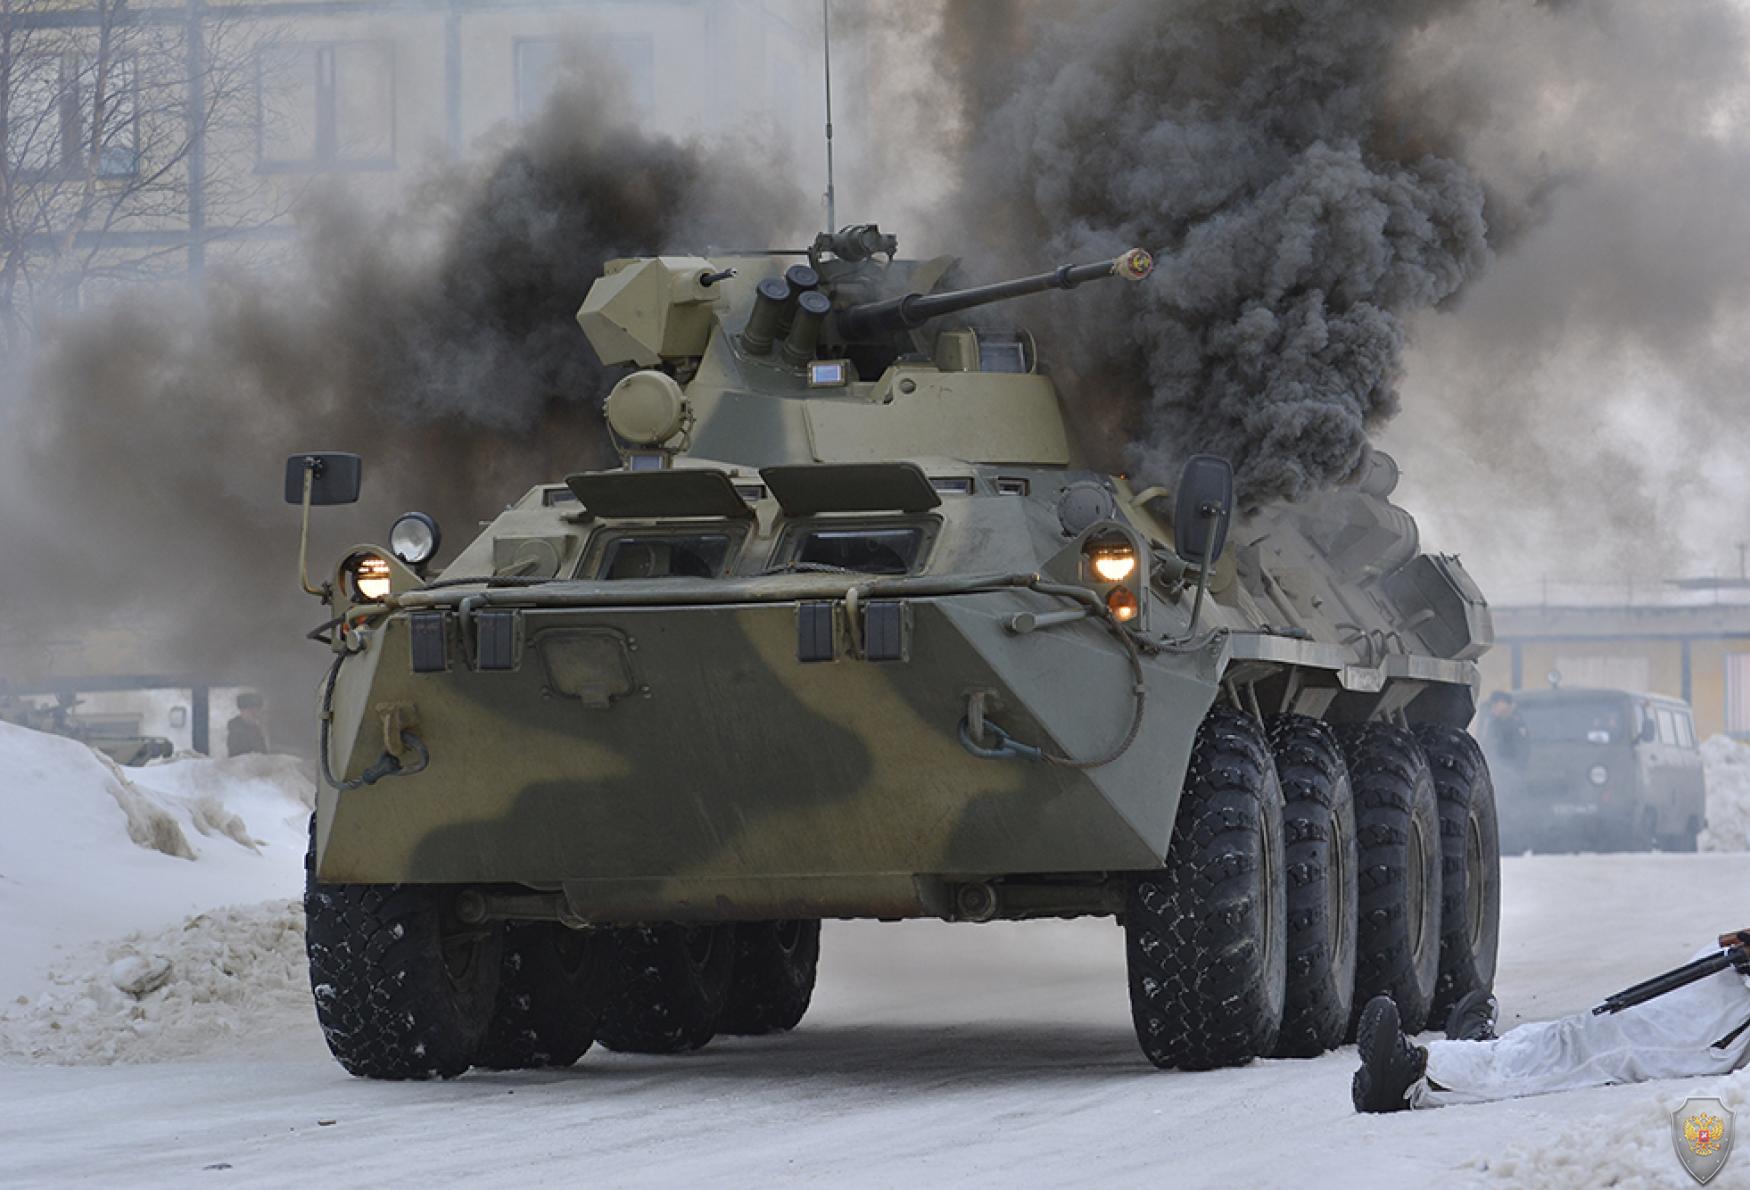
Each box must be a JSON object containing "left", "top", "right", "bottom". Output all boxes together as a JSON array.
[{"left": 822, "top": 0, "right": 836, "bottom": 234}]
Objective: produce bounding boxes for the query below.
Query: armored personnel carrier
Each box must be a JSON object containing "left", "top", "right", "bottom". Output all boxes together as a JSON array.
[
  {"left": 289, "top": 224, "right": 1500, "bottom": 1079},
  {"left": 0, "top": 692, "right": 174, "bottom": 767}
]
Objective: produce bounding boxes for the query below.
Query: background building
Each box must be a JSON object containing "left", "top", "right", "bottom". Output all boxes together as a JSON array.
[
  {"left": 0, "top": 0, "right": 826, "bottom": 329},
  {"left": 1480, "top": 579, "right": 1750, "bottom": 740}
]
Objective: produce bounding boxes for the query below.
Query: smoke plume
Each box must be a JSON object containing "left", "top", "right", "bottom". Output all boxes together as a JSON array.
[
  {"left": 871, "top": 0, "right": 1750, "bottom": 587},
  {"left": 0, "top": 73, "right": 805, "bottom": 741},
  {"left": 905, "top": 0, "right": 1492, "bottom": 505}
]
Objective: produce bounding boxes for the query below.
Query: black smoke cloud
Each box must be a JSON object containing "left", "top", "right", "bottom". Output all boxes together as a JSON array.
[
  {"left": 890, "top": 0, "right": 1750, "bottom": 585},
  {"left": 0, "top": 75, "right": 805, "bottom": 741},
  {"left": 923, "top": 0, "right": 1493, "bottom": 505}
]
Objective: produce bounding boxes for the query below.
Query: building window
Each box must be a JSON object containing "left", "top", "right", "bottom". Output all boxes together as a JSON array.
[
  {"left": 10, "top": 52, "right": 139, "bottom": 178},
  {"left": 1726, "top": 654, "right": 1750, "bottom": 736},
  {"left": 514, "top": 35, "right": 654, "bottom": 120},
  {"left": 257, "top": 42, "right": 395, "bottom": 172}
]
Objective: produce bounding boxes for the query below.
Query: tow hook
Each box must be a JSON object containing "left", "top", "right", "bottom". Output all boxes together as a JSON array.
[{"left": 959, "top": 690, "right": 1042, "bottom": 762}]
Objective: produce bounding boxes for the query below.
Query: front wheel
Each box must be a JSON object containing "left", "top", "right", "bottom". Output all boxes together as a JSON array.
[
  {"left": 595, "top": 924, "right": 737, "bottom": 1054},
  {"left": 1125, "top": 706, "right": 1287, "bottom": 1070},
  {"left": 720, "top": 920, "right": 820, "bottom": 1035},
  {"left": 304, "top": 818, "right": 503, "bottom": 1080},
  {"left": 474, "top": 923, "right": 608, "bottom": 1070}
]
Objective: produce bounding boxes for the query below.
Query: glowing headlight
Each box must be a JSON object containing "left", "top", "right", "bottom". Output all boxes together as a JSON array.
[
  {"left": 1107, "top": 586, "right": 1140, "bottom": 622},
  {"left": 390, "top": 511, "right": 442, "bottom": 566},
  {"left": 345, "top": 552, "right": 394, "bottom": 602},
  {"left": 1090, "top": 546, "right": 1138, "bottom": 583},
  {"left": 1588, "top": 765, "right": 1609, "bottom": 787}
]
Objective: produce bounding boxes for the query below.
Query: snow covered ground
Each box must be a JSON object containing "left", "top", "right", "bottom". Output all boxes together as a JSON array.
[
  {"left": 0, "top": 721, "right": 311, "bottom": 992},
  {"left": 0, "top": 721, "right": 1747, "bottom": 1188}
]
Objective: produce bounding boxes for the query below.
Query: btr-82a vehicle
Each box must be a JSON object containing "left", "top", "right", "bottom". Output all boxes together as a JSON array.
[{"left": 287, "top": 224, "right": 1500, "bottom": 1079}]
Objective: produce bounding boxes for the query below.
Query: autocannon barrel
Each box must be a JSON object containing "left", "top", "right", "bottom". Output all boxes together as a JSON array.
[{"left": 834, "top": 248, "right": 1154, "bottom": 340}]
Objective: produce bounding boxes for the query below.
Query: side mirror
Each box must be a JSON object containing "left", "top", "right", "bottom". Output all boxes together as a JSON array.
[
  {"left": 284, "top": 452, "right": 362, "bottom": 599},
  {"left": 1173, "top": 454, "right": 1234, "bottom": 566},
  {"left": 283, "top": 453, "right": 362, "bottom": 506},
  {"left": 1640, "top": 717, "right": 1657, "bottom": 744}
]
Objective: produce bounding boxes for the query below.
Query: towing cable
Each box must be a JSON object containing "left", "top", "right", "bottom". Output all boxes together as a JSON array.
[
  {"left": 317, "top": 643, "right": 429, "bottom": 792},
  {"left": 954, "top": 578, "right": 1153, "bottom": 770}
]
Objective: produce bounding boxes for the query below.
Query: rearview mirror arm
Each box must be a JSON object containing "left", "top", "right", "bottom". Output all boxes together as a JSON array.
[{"left": 297, "top": 460, "right": 328, "bottom": 599}]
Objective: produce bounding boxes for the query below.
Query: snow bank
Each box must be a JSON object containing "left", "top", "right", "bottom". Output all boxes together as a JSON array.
[
  {"left": 1699, "top": 735, "right": 1750, "bottom": 852},
  {"left": 1488, "top": 1068, "right": 1749, "bottom": 1187},
  {"left": 0, "top": 901, "right": 307, "bottom": 1065},
  {"left": 0, "top": 721, "right": 312, "bottom": 995}
]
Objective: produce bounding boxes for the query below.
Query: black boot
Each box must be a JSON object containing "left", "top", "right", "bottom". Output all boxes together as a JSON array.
[
  {"left": 1351, "top": 995, "right": 1428, "bottom": 1114},
  {"left": 1444, "top": 989, "right": 1499, "bottom": 1042}
]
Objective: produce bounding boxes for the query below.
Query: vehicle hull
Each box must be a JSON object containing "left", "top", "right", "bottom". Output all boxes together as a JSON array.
[{"left": 315, "top": 589, "right": 1219, "bottom": 919}]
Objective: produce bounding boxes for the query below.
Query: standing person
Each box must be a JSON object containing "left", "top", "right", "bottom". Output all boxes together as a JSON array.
[
  {"left": 1353, "top": 947, "right": 1750, "bottom": 1112},
  {"left": 226, "top": 692, "right": 268, "bottom": 757},
  {"left": 1480, "top": 691, "right": 1529, "bottom": 766}
]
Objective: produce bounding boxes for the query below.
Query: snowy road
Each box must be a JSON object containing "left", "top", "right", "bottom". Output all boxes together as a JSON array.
[{"left": 1, "top": 853, "right": 1746, "bottom": 1188}]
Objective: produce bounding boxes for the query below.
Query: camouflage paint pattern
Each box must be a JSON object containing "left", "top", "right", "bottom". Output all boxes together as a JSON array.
[{"left": 307, "top": 244, "right": 1490, "bottom": 923}]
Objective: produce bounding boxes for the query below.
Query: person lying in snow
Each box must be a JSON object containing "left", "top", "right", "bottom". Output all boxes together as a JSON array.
[{"left": 1353, "top": 951, "right": 1750, "bottom": 1112}]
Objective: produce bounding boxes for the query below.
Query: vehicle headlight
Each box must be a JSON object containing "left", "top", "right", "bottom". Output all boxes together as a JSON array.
[
  {"left": 389, "top": 512, "right": 441, "bottom": 566},
  {"left": 1089, "top": 544, "right": 1138, "bottom": 584},
  {"left": 343, "top": 552, "right": 394, "bottom": 602},
  {"left": 1588, "top": 765, "right": 1609, "bottom": 786}
]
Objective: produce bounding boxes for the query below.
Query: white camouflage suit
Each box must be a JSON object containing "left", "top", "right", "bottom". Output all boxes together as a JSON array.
[{"left": 1411, "top": 956, "right": 1750, "bottom": 1109}]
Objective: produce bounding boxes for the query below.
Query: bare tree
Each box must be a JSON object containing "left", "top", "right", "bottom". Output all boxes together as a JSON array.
[{"left": 0, "top": 0, "right": 275, "bottom": 353}]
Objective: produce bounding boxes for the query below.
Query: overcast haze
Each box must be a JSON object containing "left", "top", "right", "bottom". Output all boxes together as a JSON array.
[{"left": 4, "top": 0, "right": 1750, "bottom": 728}]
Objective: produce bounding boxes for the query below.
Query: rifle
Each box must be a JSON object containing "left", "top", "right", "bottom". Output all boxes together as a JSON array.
[{"left": 1593, "top": 928, "right": 1750, "bottom": 1016}]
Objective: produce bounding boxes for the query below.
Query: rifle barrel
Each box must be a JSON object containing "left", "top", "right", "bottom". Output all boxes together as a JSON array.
[{"left": 1593, "top": 948, "right": 1736, "bottom": 1015}]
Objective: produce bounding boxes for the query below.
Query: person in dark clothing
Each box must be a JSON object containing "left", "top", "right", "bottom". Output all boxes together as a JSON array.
[
  {"left": 1481, "top": 691, "right": 1529, "bottom": 765},
  {"left": 226, "top": 692, "right": 268, "bottom": 757}
]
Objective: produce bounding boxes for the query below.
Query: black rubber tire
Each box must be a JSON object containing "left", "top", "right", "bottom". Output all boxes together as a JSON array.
[
  {"left": 303, "top": 816, "right": 503, "bottom": 1080},
  {"left": 720, "top": 920, "right": 821, "bottom": 1036},
  {"left": 1338, "top": 724, "right": 1443, "bottom": 1037},
  {"left": 474, "top": 923, "right": 608, "bottom": 1070},
  {"left": 1667, "top": 815, "right": 1703, "bottom": 853},
  {"left": 1413, "top": 724, "right": 1502, "bottom": 1022},
  {"left": 595, "top": 924, "right": 737, "bottom": 1054},
  {"left": 1125, "top": 706, "right": 1287, "bottom": 1070},
  {"left": 1266, "top": 714, "right": 1359, "bottom": 1058}
]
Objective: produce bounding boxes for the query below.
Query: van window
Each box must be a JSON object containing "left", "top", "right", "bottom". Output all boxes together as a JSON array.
[
  {"left": 1516, "top": 697, "right": 1631, "bottom": 743},
  {"left": 1655, "top": 707, "right": 1679, "bottom": 746},
  {"left": 1676, "top": 712, "right": 1697, "bottom": 749}
]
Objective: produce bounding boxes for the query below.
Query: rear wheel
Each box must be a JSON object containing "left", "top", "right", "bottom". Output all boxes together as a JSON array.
[
  {"left": 1266, "top": 715, "right": 1358, "bottom": 1058},
  {"left": 720, "top": 920, "right": 820, "bottom": 1035},
  {"left": 1666, "top": 815, "right": 1703, "bottom": 853},
  {"left": 1339, "top": 724, "right": 1442, "bottom": 1037},
  {"left": 1125, "top": 706, "right": 1286, "bottom": 1070},
  {"left": 1413, "top": 724, "right": 1501, "bottom": 1021},
  {"left": 1639, "top": 807, "right": 1660, "bottom": 853},
  {"left": 596, "top": 924, "right": 737, "bottom": 1054},
  {"left": 475, "top": 923, "right": 608, "bottom": 1070},
  {"left": 303, "top": 817, "right": 503, "bottom": 1080}
]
